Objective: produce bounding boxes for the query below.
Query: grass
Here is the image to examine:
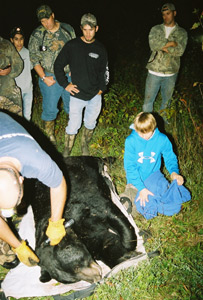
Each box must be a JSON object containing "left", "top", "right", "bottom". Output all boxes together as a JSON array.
[{"left": 1, "top": 35, "right": 203, "bottom": 300}]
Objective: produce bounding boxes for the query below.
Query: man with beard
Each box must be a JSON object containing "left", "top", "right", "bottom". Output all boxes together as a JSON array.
[{"left": 54, "top": 13, "right": 109, "bottom": 156}]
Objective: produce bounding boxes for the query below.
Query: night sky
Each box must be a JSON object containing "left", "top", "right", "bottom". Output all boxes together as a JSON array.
[{"left": 1, "top": 0, "right": 202, "bottom": 48}]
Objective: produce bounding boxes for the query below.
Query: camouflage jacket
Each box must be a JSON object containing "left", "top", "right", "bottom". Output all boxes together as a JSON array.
[
  {"left": 0, "top": 37, "right": 23, "bottom": 80},
  {"left": 0, "top": 36, "right": 23, "bottom": 108},
  {"left": 28, "top": 21, "right": 76, "bottom": 74},
  {"left": 146, "top": 23, "right": 188, "bottom": 74}
]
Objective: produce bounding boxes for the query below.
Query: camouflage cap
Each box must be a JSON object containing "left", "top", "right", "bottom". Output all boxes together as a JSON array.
[
  {"left": 36, "top": 4, "right": 52, "bottom": 21},
  {"left": 10, "top": 27, "right": 24, "bottom": 39},
  {"left": 81, "top": 13, "right": 97, "bottom": 27},
  {"left": 161, "top": 3, "right": 176, "bottom": 12}
]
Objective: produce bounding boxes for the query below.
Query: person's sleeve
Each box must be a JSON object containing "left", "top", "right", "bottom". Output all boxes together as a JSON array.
[
  {"left": 148, "top": 26, "right": 167, "bottom": 51},
  {"left": 124, "top": 136, "right": 145, "bottom": 191},
  {"left": 162, "top": 136, "right": 179, "bottom": 175},
  {"left": 167, "top": 28, "right": 188, "bottom": 57},
  {"left": 28, "top": 33, "right": 42, "bottom": 68},
  {"left": 66, "top": 24, "right": 76, "bottom": 39},
  {"left": 8, "top": 41, "right": 23, "bottom": 78},
  {"left": 99, "top": 48, "right": 109, "bottom": 92},
  {"left": 22, "top": 140, "right": 63, "bottom": 188},
  {"left": 54, "top": 42, "right": 70, "bottom": 89}
]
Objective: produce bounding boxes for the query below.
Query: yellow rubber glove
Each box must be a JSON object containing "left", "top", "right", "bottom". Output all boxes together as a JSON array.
[
  {"left": 46, "top": 218, "right": 66, "bottom": 246},
  {"left": 12, "top": 240, "right": 39, "bottom": 267}
]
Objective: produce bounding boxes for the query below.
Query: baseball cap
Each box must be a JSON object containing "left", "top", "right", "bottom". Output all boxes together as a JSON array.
[
  {"left": 81, "top": 13, "right": 97, "bottom": 27},
  {"left": 36, "top": 4, "right": 52, "bottom": 21},
  {"left": 161, "top": 3, "right": 176, "bottom": 12},
  {"left": 10, "top": 27, "right": 24, "bottom": 39}
]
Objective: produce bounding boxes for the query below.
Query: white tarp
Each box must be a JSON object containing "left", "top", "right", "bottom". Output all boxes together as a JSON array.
[{"left": 2, "top": 169, "right": 146, "bottom": 299}]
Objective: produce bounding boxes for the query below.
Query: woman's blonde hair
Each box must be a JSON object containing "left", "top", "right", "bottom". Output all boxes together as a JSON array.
[{"left": 134, "top": 112, "right": 157, "bottom": 133}]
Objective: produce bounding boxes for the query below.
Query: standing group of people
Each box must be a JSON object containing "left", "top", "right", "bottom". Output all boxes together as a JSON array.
[{"left": 0, "top": 2, "right": 190, "bottom": 289}]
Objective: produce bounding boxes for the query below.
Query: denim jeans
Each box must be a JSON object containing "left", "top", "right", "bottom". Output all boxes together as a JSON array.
[
  {"left": 22, "top": 89, "right": 33, "bottom": 121},
  {"left": 66, "top": 94, "right": 102, "bottom": 135},
  {"left": 143, "top": 72, "right": 178, "bottom": 112},
  {"left": 39, "top": 72, "right": 71, "bottom": 121}
]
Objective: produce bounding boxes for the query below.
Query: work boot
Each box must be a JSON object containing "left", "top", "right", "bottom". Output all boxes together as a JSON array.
[
  {"left": 119, "top": 184, "right": 139, "bottom": 217},
  {"left": 44, "top": 120, "right": 56, "bottom": 144},
  {"left": 63, "top": 133, "right": 76, "bottom": 157},
  {"left": 81, "top": 127, "right": 94, "bottom": 156}
]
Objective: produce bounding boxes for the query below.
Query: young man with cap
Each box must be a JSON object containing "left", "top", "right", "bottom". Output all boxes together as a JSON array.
[
  {"left": 10, "top": 27, "right": 33, "bottom": 121},
  {"left": 54, "top": 13, "right": 109, "bottom": 156},
  {"left": 142, "top": 3, "right": 188, "bottom": 120},
  {"left": 0, "top": 111, "right": 67, "bottom": 268},
  {"left": 28, "top": 4, "right": 76, "bottom": 143}
]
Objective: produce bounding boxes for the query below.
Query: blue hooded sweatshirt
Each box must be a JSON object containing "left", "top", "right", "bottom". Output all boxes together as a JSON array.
[{"left": 124, "top": 125, "right": 179, "bottom": 191}]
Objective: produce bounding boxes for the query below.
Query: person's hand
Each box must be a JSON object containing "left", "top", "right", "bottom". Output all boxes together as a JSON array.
[
  {"left": 43, "top": 76, "right": 56, "bottom": 87},
  {"left": 97, "top": 90, "right": 103, "bottom": 95},
  {"left": 65, "top": 83, "right": 80, "bottom": 95},
  {"left": 0, "top": 65, "right": 11, "bottom": 76},
  {"left": 171, "top": 172, "right": 184, "bottom": 185},
  {"left": 136, "top": 188, "right": 154, "bottom": 207},
  {"left": 46, "top": 218, "right": 66, "bottom": 246},
  {"left": 12, "top": 240, "right": 39, "bottom": 267}
]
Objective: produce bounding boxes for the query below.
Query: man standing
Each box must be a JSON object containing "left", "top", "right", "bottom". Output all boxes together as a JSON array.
[
  {"left": 28, "top": 4, "right": 76, "bottom": 143},
  {"left": 0, "top": 111, "right": 67, "bottom": 268},
  {"left": 142, "top": 3, "right": 188, "bottom": 119},
  {"left": 54, "top": 13, "right": 109, "bottom": 156},
  {"left": 0, "top": 36, "right": 23, "bottom": 116}
]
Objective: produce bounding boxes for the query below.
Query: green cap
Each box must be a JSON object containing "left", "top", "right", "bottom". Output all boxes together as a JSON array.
[
  {"left": 81, "top": 13, "right": 97, "bottom": 27},
  {"left": 36, "top": 4, "right": 52, "bottom": 21},
  {"left": 161, "top": 3, "right": 176, "bottom": 12}
]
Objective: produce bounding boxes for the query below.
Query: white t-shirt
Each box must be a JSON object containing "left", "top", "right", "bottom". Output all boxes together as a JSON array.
[{"left": 15, "top": 47, "right": 33, "bottom": 92}]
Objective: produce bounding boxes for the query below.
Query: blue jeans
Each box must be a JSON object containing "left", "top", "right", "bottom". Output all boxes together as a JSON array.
[
  {"left": 22, "top": 88, "right": 33, "bottom": 121},
  {"left": 66, "top": 94, "right": 102, "bottom": 135},
  {"left": 39, "top": 72, "right": 71, "bottom": 121},
  {"left": 143, "top": 72, "right": 178, "bottom": 112}
]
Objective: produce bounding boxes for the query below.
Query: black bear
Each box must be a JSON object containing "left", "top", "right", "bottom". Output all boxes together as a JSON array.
[{"left": 27, "top": 156, "right": 138, "bottom": 284}]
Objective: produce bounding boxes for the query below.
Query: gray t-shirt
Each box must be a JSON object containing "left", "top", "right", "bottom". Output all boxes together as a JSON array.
[{"left": 0, "top": 112, "right": 62, "bottom": 188}]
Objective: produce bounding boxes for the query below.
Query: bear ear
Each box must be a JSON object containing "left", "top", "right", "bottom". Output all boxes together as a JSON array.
[{"left": 39, "top": 269, "right": 52, "bottom": 283}]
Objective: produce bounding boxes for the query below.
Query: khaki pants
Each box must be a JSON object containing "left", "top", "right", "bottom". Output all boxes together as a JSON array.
[{"left": 0, "top": 239, "right": 16, "bottom": 265}]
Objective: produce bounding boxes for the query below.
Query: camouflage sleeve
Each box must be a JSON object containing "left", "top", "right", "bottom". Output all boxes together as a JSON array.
[
  {"left": 167, "top": 28, "right": 188, "bottom": 57},
  {"left": 148, "top": 25, "right": 167, "bottom": 51},
  {"left": 28, "top": 30, "right": 43, "bottom": 68},
  {"left": 8, "top": 40, "right": 23, "bottom": 78},
  {"left": 63, "top": 24, "right": 76, "bottom": 39}
]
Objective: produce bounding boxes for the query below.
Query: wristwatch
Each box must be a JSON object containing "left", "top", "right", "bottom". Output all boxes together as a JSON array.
[{"left": 41, "top": 76, "right": 46, "bottom": 81}]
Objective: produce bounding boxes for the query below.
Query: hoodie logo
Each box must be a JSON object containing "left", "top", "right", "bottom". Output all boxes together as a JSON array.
[{"left": 138, "top": 152, "right": 156, "bottom": 163}]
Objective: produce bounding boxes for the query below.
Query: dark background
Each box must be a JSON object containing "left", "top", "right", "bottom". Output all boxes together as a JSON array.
[{"left": 1, "top": 0, "right": 202, "bottom": 49}]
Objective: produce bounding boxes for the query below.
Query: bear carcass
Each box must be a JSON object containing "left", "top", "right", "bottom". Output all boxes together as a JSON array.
[{"left": 27, "top": 156, "right": 138, "bottom": 284}]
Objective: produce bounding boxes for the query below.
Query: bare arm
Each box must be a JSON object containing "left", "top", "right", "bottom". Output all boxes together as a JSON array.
[
  {"left": 0, "top": 217, "right": 21, "bottom": 248},
  {"left": 50, "top": 176, "right": 67, "bottom": 221}
]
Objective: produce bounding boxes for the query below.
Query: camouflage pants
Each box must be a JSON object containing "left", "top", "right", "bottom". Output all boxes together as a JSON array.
[
  {"left": 0, "top": 239, "right": 16, "bottom": 265},
  {"left": 0, "top": 96, "right": 22, "bottom": 116}
]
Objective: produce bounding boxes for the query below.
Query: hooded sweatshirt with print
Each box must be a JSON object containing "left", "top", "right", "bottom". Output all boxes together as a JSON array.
[{"left": 124, "top": 125, "right": 179, "bottom": 192}]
